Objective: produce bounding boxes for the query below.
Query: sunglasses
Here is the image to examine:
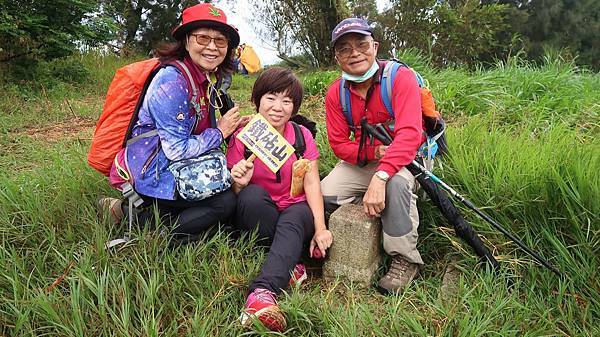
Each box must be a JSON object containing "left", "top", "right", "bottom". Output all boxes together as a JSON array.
[
  {"left": 189, "top": 34, "right": 229, "bottom": 48},
  {"left": 335, "top": 39, "right": 373, "bottom": 59}
]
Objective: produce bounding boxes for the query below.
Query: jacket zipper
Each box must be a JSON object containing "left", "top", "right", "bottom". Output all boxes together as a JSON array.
[{"left": 141, "top": 140, "right": 161, "bottom": 176}]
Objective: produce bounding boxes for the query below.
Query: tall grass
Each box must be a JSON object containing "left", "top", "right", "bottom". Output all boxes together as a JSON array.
[{"left": 0, "top": 52, "right": 598, "bottom": 336}]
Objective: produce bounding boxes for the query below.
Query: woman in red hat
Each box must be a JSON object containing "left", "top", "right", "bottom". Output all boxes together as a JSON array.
[{"left": 100, "top": 3, "right": 248, "bottom": 242}]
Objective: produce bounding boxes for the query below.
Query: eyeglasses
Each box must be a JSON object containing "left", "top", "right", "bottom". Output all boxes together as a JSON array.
[
  {"left": 335, "top": 40, "right": 373, "bottom": 59},
  {"left": 189, "top": 34, "right": 229, "bottom": 48}
]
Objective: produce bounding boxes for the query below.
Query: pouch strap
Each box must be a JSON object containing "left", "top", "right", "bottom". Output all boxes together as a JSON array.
[{"left": 104, "top": 182, "right": 144, "bottom": 249}]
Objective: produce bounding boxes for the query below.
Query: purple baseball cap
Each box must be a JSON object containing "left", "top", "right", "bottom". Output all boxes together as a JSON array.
[{"left": 331, "top": 18, "right": 373, "bottom": 45}]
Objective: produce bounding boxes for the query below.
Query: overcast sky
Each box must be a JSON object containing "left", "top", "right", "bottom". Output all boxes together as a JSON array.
[{"left": 216, "top": 0, "right": 390, "bottom": 65}]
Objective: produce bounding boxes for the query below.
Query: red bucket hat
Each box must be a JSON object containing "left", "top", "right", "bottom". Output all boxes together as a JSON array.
[{"left": 172, "top": 3, "right": 240, "bottom": 48}]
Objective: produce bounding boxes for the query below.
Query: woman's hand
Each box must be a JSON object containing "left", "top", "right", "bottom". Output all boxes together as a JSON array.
[
  {"left": 217, "top": 106, "right": 243, "bottom": 138},
  {"left": 310, "top": 229, "right": 333, "bottom": 258},
  {"left": 231, "top": 159, "right": 254, "bottom": 188}
]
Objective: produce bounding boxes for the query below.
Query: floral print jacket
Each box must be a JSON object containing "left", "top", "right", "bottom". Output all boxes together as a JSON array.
[{"left": 125, "top": 65, "right": 223, "bottom": 200}]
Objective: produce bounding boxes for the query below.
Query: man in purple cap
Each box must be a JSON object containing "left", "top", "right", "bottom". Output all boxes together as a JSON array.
[{"left": 321, "top": 18, "right": 426, "bottom": 294}]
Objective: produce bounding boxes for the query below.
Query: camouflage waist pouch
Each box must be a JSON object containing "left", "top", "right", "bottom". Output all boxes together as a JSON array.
[{"left": 168, "top": 149, "right": 232, "bottom": 201}]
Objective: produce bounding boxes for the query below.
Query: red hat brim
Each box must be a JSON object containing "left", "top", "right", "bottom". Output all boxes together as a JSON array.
[{"left": 172, "top": 20, "right": 240, "bottom": 49}]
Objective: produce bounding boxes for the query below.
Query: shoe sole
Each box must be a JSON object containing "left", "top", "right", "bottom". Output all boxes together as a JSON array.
[{"left": 240, "top": 306, "right": 286, "bottom": 332}]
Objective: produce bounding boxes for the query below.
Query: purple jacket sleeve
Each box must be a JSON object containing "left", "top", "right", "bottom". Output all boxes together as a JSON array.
[{"left": 146, "top": 67, "right": 223, "bottom": 161}]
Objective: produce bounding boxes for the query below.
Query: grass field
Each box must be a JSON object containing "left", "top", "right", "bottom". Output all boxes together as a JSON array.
[{"left": 0, "top": 52, "right": 598, "bottom": 336}]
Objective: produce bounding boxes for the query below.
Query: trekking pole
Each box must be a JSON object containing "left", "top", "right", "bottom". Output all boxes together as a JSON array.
[
  {"left": 360, "top": 119, "right": 561, "bottom": 277},
  {"left": 408, "top": 160, "right": 561, "bottom": 277}
]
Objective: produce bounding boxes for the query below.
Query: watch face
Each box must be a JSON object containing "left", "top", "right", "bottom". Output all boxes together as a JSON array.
[{"left": 376, "top": 171, "right": 389, "bottom": 181}]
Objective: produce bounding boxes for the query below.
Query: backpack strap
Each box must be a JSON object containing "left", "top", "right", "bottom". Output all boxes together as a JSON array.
[
  {"left": 380, "top": 60, "right": 427, "bottom": 117},
  {"left": 339, "top": 79, "right": 354, "bottom": 130},
  {"left": 290, "top": 121, "right": 306, "bottom": 158},
  {"left": 381, "top": 61, "right": 402, "bottom": 118},
  {"left": 123, "top": 60, "right": 201, "bottom": 147},
  {"left": 122, "top": 64, "right": 166, "bottom": 147},
  {"left": 173, "top": 60, "right": 201, "bottom": 115}
]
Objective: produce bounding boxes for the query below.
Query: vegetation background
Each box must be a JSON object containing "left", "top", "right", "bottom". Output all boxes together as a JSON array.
[{"left": 0, "top": 0, "right": 599, "bottom": 336}]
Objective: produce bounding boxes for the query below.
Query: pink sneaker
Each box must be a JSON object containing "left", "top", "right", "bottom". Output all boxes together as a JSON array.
[
  {"left": 239, "top": 288, "right": 286, "bottom": 332},
  {"left": 289, "top": 263, "right": 307, "bottom": 287}
]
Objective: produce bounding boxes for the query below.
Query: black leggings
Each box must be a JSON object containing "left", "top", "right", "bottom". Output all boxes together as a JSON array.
[
  {"left": 125, "top": 190, "right": 236, "bottom": 238},
  {"left": 235, "top": 184, "right": 314, "bottom": 294}
]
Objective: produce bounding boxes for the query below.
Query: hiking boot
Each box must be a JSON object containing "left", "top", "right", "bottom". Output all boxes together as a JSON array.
[
  {"left": 377, "top": 255, "right": 419, "bottom": 295},
  {"left": 239, "top": 288, "right": 286, "bottom": 332},
  {"left": 289, "top": 263, "right": 307, "bottom": 288},
  {"left": 97, "top": 197, "right": 124, "bottom": 224}
]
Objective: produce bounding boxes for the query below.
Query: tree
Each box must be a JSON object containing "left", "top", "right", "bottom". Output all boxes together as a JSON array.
[
  {"left": 252, "top": 0, "right": 350, "bottom": 67},
  {"left": 98, "top": 0, "right": 150, "bottom": 56},
  {"left": 138, "top": 0, "right": 199, "bottom": 53},
  {"left": 0, "top": 0, "right": 111, "bottom": 62},
  {"left": 521, "top": 0, "right": 599, "bottom": 69},
  {"left": 432, "top": 0, "right": 509, "bottom": 67},
  {"left": 380, "top": 0, "right": 438, "bottom": 57},
  {"left": 382, "top": 0, "right": 510, "bottom": 67}
]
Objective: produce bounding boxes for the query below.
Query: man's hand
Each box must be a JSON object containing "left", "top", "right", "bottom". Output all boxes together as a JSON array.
[
  {"left": 375, "top": 145, "right": 388, "bottom": 160},
  {"left": 363, "top": 175, "right": 386, "bottom": 217}
]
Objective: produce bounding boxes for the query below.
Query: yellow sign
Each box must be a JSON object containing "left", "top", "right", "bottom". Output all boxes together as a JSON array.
[{"left": 236, "top": 114, "right": 295, "bottom": 173}]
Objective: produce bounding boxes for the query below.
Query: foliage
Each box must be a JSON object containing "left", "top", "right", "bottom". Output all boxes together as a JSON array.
[
  {"left": 527, "top": 0, "right": 599, "bottom": 70},
  {"left": 0, "top": 0, "right": 113, "bottom": 63},
  {"left": 381, "top": 0, "right": 510, "bottom": 67},
  {"left": 97, "top": 0, "right": 201, "bottom": 56},
  {"left": 1, "top": 55, "right": 89, "bottom": 89},
  {"left": 301, "top": 70, "right": 339, "bottom": 96},
  {"left": 486, "top": 0, "right": 600, "bottom": 70}
]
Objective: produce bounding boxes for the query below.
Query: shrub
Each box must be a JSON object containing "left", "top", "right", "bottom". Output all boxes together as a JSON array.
[
  {"left": 46, "top": 57, "right": 89, "bottom": 84},
  {"left": 301, "top": 70, "right": 339, "bottom": 96}
]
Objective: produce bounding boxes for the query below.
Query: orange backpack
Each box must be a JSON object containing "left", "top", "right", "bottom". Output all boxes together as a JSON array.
[{"left": 88, "top": 59, "right": 195, "bottom": 176}]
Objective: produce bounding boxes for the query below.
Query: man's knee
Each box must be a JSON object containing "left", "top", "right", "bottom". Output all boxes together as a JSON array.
[
  {"left": 382, "top": 174, "right": 418, "bottom": 238},
  {"left": 320, "top": 173, "right": 337, "bottom": 197},
  {"left": 386, "top": 174, "right": 413, "bottom": 195}
]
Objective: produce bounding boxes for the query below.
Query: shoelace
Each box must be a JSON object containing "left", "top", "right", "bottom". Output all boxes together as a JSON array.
[
  {"left": 252, "top": 289, "right": 277, "bottom": 306},
  {"left": 387, "top": 257, "right": 409, "bottom": 279}
]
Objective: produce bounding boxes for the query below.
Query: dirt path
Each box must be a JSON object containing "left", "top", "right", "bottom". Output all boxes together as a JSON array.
[{"left": 20, "top": 117, "right": 96, "bottom": 143}]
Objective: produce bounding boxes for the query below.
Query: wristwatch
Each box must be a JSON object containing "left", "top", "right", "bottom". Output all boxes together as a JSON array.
[{"left": 374, "top": 170, "right": 390, "bottom": 182}]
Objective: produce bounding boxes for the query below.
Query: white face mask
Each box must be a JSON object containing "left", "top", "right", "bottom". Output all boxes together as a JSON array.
[{"left": 341, "top": 61, "right": 379, "bottom": 83}]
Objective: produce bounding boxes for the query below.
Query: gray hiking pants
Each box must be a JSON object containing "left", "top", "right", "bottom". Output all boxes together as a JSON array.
[{"left": 321, "top": 161, "right": 423, "bottom": 264}]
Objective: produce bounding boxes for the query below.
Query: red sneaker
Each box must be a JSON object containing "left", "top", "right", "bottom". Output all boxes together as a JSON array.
[
  {"left": 239, "top": 288, "right": 286, "bottom": 332},
  {"left": 289, "top": 263, "right": 307, "bottom": 287}
]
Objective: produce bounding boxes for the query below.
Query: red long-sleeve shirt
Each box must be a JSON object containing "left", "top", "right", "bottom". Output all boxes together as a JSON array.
[{"left": 324, "top": 61, "right": 424, "bottom": 176}]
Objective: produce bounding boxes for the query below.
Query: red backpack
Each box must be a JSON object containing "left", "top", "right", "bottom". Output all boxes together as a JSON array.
[{"left": 88, "top": 59, "right": 198, "bottom": 176}]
